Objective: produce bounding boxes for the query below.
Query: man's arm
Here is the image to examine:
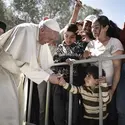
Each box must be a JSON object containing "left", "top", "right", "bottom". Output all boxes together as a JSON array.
[{"left": 20, "top": 63, "right": 60, "bottom": 84}]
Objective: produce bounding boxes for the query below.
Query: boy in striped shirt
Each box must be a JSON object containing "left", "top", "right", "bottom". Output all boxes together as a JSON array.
[{"left": 58, "top": 65, "right": 110, "bottom": 125}]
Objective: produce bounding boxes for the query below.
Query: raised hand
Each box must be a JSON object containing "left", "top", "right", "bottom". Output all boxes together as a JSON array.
[
  {"left": 66, "top": 58, "right": 76, "bottom": 65},
  {"left": 83, "top": 50, "right": 92, "bottom": 59},
  {"left": 75, "top": 0, "right": 83, "bottom": 10},
  {"left": 98, "top": 76, "right": 106, "bottom": 84}
]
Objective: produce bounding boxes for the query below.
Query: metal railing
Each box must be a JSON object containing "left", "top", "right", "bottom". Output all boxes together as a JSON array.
[{"left": 27, "top": 54, "right": 125, "bottom": 125}]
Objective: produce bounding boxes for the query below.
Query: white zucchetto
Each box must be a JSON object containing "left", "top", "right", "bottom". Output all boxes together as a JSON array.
[{"left": 39, "top": 19, "right": 60, "bottom": 32}]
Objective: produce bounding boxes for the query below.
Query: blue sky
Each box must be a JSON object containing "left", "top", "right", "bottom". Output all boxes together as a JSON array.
[{"left": 82, "top": 0, "right": 125, "bottom": 28}]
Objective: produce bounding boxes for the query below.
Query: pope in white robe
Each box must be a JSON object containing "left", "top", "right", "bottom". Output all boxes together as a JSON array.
[{"left": 0, "top": 19, "right": 60, "bottom": 125}]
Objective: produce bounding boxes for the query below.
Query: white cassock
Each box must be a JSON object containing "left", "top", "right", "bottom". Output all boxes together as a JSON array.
[{"left": 0, "top": 23, "right": 54, "bottom": 125}]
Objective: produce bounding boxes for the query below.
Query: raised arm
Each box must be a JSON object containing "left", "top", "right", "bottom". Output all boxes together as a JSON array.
[{"left": 69, "top": 0, "right": 82, "bottom": 24}]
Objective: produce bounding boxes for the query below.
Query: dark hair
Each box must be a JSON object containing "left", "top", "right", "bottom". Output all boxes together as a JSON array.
[
  {"left": 85, "top": 30, "right": 95, "bottom": 40},
  {"left": 0, "top": 21, "right": 6, "bottom": 32},
  {"left": 109, "top": 20, "right": 121, "bottom": 39},
  {"left": 76, "top": 20, "right": 83, "bottom": 26},
  {"left": 86, "top": 65, "right": 105, "bottom": 79},
  {"left": 66, "top": 23, "right": 82, "bottom": 40},
  {"left": 95, "top": 15, "right": 121, "bottom": 39}
]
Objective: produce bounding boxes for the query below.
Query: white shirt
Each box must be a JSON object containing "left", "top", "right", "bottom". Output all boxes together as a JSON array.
[{"left": 86, "top": 37, "right": 124, "bottom": 86}]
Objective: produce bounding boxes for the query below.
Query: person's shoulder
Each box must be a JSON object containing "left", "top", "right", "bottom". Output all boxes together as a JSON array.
[
  {"left": 15, "top": 23, "right": 38, "bottom": 30},
  {"left": 109, "top": 37, "right": 123, "bottom": 46},
  {"left": 89, "top": 39, "right": 96, "bottom": 43},
  {"left": 110, "top": 37, "right": 121, "bottom": 43},
  {"left": 87, "top": 39, "right": 96, "bottom": 46}
]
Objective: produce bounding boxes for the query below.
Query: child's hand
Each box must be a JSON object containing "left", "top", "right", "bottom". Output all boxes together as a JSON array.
[
  {"left": 66, "top": 58, "right": 76, "bottom": 65},
  {"left": 83, "top": 50, "right": 91, "bottom": 59},
  {"left": 98, "top": 76, "right": 106, "bottom": 84},
  {"left": 58, "top": 77, "right": 66, "bottom": 86},
  {"left": 109, "top": 89, "right": 113, "bottom": 100},
  {"left": 75, "top": 0, "right": 83, "bottom": 10}
]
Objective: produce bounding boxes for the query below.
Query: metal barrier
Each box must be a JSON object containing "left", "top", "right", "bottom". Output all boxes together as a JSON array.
[
  {"left": 45, "top": 81, "right": 51, "bottom": 125},
  {"left": 27, "top": 54, "right": 125, "bottom": 125},
  {"left": 27, "top": 81, "right": 34, "bottom": 125}
]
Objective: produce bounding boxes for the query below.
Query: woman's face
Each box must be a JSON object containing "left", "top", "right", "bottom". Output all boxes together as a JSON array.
[
  {"left": 91, "top": 21, "right": 101, "bottom": 39},
  {"left": 83, "top": 20, "right": 92, "bottom": 33},
  {"left": 79, "top": 30, "right": 90, "bottom": 42},
  {"left": 64, "top": 31, "right": 76, "bottom": 45},
  {"left": 91, "top": 20, "right": 108, "bottom": 39}
]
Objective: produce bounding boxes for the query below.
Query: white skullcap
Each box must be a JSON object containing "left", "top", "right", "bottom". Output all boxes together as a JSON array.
[
  {"left": 84, "top": 15, "right": 97, "bottom": 22},
  {"left": 39, "top": 19, "right": 60, "bottom": 32}
]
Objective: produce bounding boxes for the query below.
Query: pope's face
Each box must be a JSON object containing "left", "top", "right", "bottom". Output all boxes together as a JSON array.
[
  {"left": 39, "top": 26, "right": 59, "bottom": 45},
  {"left": 0, "top": 28, "right": 4, "bottom": 35}
]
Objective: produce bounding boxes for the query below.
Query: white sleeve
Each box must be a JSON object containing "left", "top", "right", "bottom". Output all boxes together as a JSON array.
[
  {"left": 85, "top": 41, "right": 93, "bottom": 51},
  {"left": 20, "top": 63, "right": 51, "bottom": 84},
  {"left": 85, "top": 45, "right": 89, "bottom": 51},
  {"left": 45, "top": 69, "right": 54, "bottom": 74},
  {"left": 111, "top": 38, "right": 124, "bottom": 54}
]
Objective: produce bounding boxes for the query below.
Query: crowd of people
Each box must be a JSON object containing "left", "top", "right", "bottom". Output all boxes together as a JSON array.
[{"left": 0, "top": 0, "right": 125, "bottom": 125}]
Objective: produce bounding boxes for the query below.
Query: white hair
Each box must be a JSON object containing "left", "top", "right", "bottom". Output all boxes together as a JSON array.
[{"left": 39, "top": 19, "right": 60, "bottom": 32}]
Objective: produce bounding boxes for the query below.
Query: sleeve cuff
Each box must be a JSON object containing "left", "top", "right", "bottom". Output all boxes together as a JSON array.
[
  {"left": 45, "top": 69, "right": 54, "bottom": 74},
  {"left": 44, "top": 74, "right": 50, "bottom": 82},
  {"left": 63, "top": 82, "right": 69, "bottom": 89}
]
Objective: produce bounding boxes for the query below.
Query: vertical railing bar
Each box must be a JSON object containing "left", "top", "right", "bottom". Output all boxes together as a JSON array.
[
  {"left": 45, "top": 81, "right": 51, "bottom": 125},
  {"left": 27, "top": 81, "right": 34, "bottom": 123},
  {"left": 68, "top": 64, "right": 73, "bottom": 125},
  {"left": 98, "top": 57, "right": 103, "bottom": 125}
]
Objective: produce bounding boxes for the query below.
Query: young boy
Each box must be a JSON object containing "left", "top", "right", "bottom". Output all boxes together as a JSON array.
[
  {"left": 52, "top": 23, "right": 85, "bottom": 125},
  {"left": 58, "top": 65, "right": 110, "bottom": 125}
]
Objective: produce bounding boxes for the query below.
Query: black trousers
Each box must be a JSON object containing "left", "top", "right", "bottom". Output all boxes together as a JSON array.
[
  {"left": 82, "top": 118, "right": 108, "bottom": 125},
  {"left": 53, "top": 85, "right": 83, "bottom": 125},
  {"left": 26, "top": 80, "right": 39, "bottom": 125}
]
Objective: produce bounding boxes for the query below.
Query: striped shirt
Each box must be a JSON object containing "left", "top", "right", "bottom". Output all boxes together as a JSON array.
[{"left": 63, "top": 82, "right": 110, "bottom": 120}]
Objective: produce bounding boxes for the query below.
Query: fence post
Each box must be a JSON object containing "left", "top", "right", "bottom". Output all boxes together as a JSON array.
[
  {"left": 27, "top": 81, "right": 33, "bottom": 123},
  {"left": 45, "top": 81, "right": 51, "bottom": 125},
  {"left": 68, "top": 64, "right": 73, "bottom": 125},
  {"left": 99, "top": 57, "right": 103, "bottom": 125}
]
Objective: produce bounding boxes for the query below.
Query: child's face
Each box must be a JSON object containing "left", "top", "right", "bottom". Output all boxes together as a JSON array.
[
  {"left": 84, "top": 73, "right": 98, "bottom": 87},
  {"left": 64, "top": 31, "right": 76, "bottom": 45}
]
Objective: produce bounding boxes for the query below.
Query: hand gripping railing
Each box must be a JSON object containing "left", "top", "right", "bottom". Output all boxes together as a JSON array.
[{"left": 27, "top": 54, "right": 125, "bottom": 125}]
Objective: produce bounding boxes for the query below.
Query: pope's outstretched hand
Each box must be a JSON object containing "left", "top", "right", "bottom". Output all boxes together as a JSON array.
[{"left": 48, "top": 73, "right": 62, "bottom": 84}]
